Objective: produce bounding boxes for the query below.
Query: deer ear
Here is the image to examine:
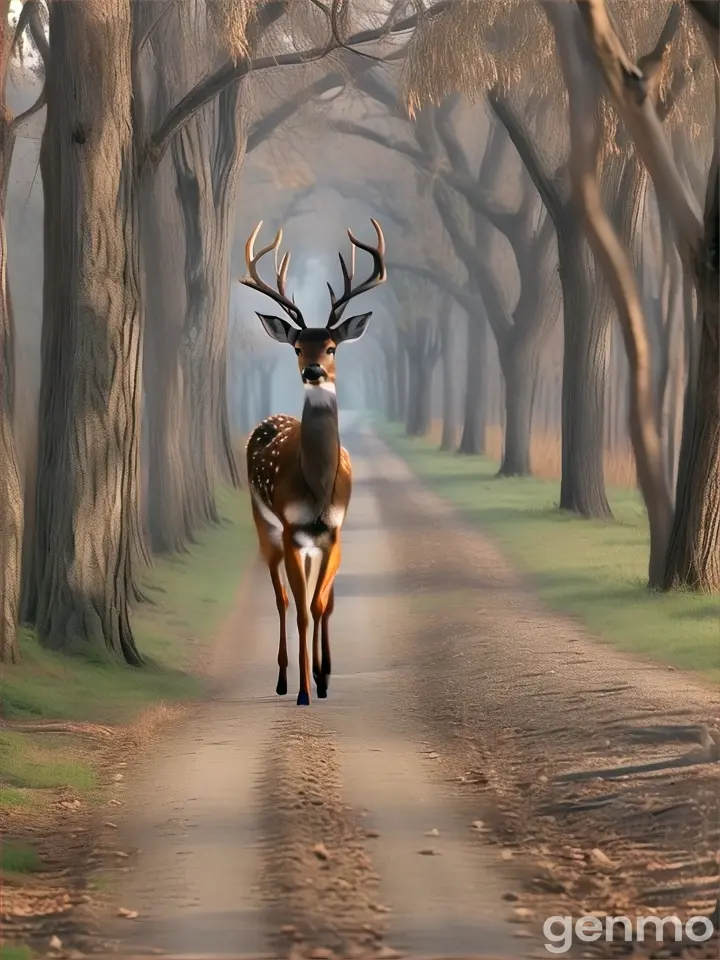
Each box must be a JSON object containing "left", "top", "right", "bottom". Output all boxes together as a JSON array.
[
  {"left": 256, "top": 313, "right": 299, "bottom": 345},
  {"left": 331, "top": 312, "right": 372, "bottom": 344}
]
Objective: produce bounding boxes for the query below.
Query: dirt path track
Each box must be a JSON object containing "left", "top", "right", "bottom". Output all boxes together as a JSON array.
[{"left": 98, "top": 427, "right": 719, "bottom": 960}]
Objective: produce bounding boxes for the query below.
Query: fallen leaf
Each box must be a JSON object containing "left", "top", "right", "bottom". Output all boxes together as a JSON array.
[
  {"left": 112, "top": 773, "right": 124, "bottom": 782},
  {"left": 589, "top": 847, "right": 614, "bottom": 870},
  {"left": 312, "top": 842, "right": 329, "bottom": 861},
  {"left": 512, "top": 907, "right": 535, "bottom": 922},
  {"left": 117, "top": 907, "right": 138, "bottom": 919},
  {"left": 501, "top": 849, "right": 514, "bottom": 861},
  {"left": 424, "top": 828, "right": 440, "bottom": 837},
  {"left": 49, "top": 935, "right": 63, "bottom": 950},
  {"left": 104, "top": 822, "right": 117, "bottom": 829}
]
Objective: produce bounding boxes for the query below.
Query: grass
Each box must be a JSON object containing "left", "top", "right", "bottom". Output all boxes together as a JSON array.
[
  {"left": 0, "top": 486, "right": 255, "bottom": 795},
  {"left": 0, "top": 947, "right": 35, "bottom": 960},
  {"left": 1, "top": 841, "right": 42, "bottom": 875},
  {"left": 379, "top": 422, "right": 720, "bottom": 683}
]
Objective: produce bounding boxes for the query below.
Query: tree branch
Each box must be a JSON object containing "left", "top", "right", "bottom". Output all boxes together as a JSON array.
[
  {"left": 146, "top": 1, "right": 451, "bottom": 168},
  {"left": 386, "top": 258, "right": 478, "bottom": 315},
  {"left": 331, "top": 119, "right": 425, "bottom": 166},
  {"left": 488, "top": 90, "right": 568, "bottom": 223},
  {"left": 576, "top": 0, "right": 704, "bottom": 256},
  {"left": 9, "top": 0, "right": 49, "bottom": 133},
  {"left": 10, "top": 88, "right": 46, "bottom": 133},
  {"left": 431, "top": 104, "right": 519, "bottom": 237},
  {"left": 431, "top": 180, "right": 512, "bottom": 343}
]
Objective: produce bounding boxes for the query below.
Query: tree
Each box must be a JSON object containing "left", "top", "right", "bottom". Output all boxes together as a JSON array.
[
  {"left": 0, "top": 0, "right": 46, "bottom": 663},
  {"left": 29, "top": 0, "right": 143, "bottom": 661},
  {"left": 541, "top": 0, "right": 718, "bottom": 589}
]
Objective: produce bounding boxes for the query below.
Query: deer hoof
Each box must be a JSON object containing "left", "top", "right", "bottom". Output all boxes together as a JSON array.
[
  {"left": 276, "top": 675, "right": 287, "bottom": 696},
  {"left": 297, "top": 690, "right": 310, "bottom": 706}
]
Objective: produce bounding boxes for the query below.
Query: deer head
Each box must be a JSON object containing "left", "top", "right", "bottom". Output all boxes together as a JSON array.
[{"left": 239, "top": 219, "right": 386, "bottom": 386}]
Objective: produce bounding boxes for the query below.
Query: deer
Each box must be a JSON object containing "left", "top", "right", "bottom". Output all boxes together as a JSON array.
[{"left": 239, "top": 218, "right": 387, "bottom": 705}]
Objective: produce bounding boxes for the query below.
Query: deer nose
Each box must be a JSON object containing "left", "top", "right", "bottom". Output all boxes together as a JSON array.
[{"left": 302, "top": 364, "right": 325, "bottom": 383}]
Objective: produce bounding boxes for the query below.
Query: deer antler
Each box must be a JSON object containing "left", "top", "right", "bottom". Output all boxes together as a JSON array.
[
  {"left": 327, "top": 219, "right": 387, "bottom": 328},
  {"left": 240, "top": 221, "right": 306, "bottom": 329}
]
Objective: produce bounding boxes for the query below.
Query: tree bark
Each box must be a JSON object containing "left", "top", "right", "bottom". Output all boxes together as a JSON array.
[
  {"left": 0, "top": 103, "right": 22, "bottom": 663},
  {"left": 395, "top": 342, "right": 408, "bottom": 422},
  {"left": 498, "top": 343, "right": 535, "bottom": 476},
  {"left": 30, "top": 0, "right": 142, "bottom": 662},
  {"left": 405, "top": 318, "right": 440, "bottom": 438},
  {"left": 458, "top": 308, "right": 487, "bottom": 455},
  {"left": 384, "top": 347, "right": 398, "bottom": 421},
  {"left": 557, "top": 222, "right": 613, "bottom": 517},
  {"left": 173, "top": 85, "right": 243, "bottom": 532},
  {"left": 663, "top": 153, "right": 720, "bottom": 591},
  {"left": 141, "top": 156, "right": 190, "bottom": 554},
  {"left": 439, "top": 315, "right": 458, "bottom": 451}
]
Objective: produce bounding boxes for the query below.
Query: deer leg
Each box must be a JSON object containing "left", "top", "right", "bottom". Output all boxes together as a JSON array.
[
  {"left": 251, "top": 502, "right": 289, "bottom": 696},
  {"left": 311, "top": 539, "right": 341, "bottom": 699},
  {"left": 283, "top": 540, "right": 311, "bottom": 706},
  {"left": 321, "top": 584, "right": 334, "bottom": 682},
  {"left": 269, "top": 559, "right": 289, "bottom": 695}
]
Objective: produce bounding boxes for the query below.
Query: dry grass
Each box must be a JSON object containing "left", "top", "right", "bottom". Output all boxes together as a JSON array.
[{"left": 425, "top": 420, "right": 638, "bottom": 488}]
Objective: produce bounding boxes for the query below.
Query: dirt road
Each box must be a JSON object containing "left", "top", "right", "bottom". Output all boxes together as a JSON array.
[{"left": 99, "top": 427, "right": 720, "bottom": 960}]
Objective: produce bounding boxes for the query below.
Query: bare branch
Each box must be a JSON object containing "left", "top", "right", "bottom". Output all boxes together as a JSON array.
[
  {"left": 332, "top": 119, "right": 425, "bottom": 166},
  {"left": 146, "top": 1, "right": 452, "bottom": 168},
  {"left": 576, "top": 0, "right": 704, "bottom": 256},
  {"left": 488, "top": 91, "right": 569, "bottom": 224},
  {"left": 10, "top": 87, "right": 46, "bottom": 133},
  {"left": 386, "top": 258, "right": 478, "bottom": 315},
  {"left": 12, "top": 0, "right": 49, "bottom": 64},
  {"left": 9, "top": 0, "right": 49, "bottom": 133}
]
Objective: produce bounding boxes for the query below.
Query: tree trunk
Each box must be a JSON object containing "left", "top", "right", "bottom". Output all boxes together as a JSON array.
[
  {"left": 439, "top": 319, "right": 458, "bottom": 451},
  {"left": 0, "top": 108, "right": 22, "bottom": 663},
  {"left": 141, "top": 157, "right": 190, "bottom": 554},
  {"left": 663, "top": 155, "right": 720, "bottom": 592},
  {"left": 384, "top": 348, "right": 398, "bottom": 421},
  {"left": 498, "top": 343, "right": 535, "bottom": 476},
  {"left": 395, "top": 344, "right": 408, "bottom": 422},
  {"left": 30, "top": 0, "right": 142, "bottom": 662},
  {"left": 557, "top": 223, "right": 612, "bottom": 517},
  {"left": 173, "top": 90, "right": 244, "bottom": 530},
  {"left": 405, "top": 357, "right": 421, "bottom": 436},
  {"left": 415, "top": 362, "right": 434, "bottom": 438},
  {"left": 458, "top": 309, "right": 487, "bottom": 455}
]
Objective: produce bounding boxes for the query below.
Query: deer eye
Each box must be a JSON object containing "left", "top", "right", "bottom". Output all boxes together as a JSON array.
[
  {"left": 326, "top": 347, "right": 336, "bottom": 356},
  {"left": 294, "top": 347, "right": 301, "bottom": 356}
]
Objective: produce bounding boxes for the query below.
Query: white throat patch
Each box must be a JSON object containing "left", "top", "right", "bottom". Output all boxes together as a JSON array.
[{"left": 303, "top": 382, "right": 337, "bottom": 407}]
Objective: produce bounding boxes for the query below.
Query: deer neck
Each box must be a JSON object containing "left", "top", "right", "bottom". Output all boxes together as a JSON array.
[{"left": 300, "top": 382, "right": 340, "bottom": 512}]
